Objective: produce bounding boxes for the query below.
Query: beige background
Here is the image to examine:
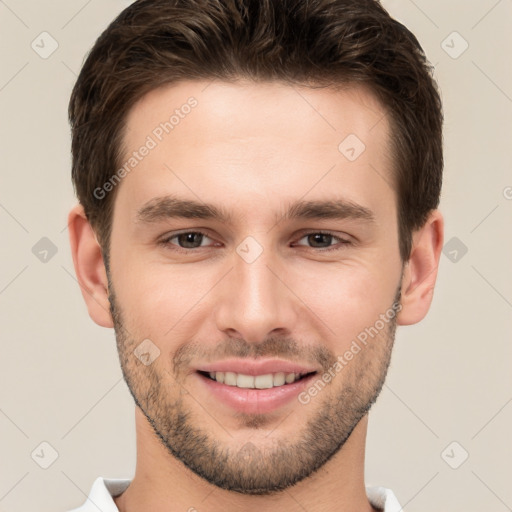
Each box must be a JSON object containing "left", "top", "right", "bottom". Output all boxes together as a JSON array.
[{"left": 1, "top": 1, "right": 511, "bottom": 511}]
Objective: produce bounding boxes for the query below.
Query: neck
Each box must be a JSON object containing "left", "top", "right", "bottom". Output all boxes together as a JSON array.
[{"left": 114, "top": 408, "right": 379, "bottom": 512}]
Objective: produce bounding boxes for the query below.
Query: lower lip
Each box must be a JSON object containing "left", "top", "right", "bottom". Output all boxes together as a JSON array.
[{"left": 196, "top": 372, "right": 317, "bottom": 414}]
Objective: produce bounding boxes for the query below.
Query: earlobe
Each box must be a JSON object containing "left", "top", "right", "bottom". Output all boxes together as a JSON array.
[
  {"left": 397, "top": 210, "right": 444, "bottom": 326},
  {"left": 68, "top": 204, "right": 114, "bottom": 328}
]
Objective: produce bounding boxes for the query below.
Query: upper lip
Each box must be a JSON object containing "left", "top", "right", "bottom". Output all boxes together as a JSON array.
[{"left": 196, "top": 358, "right": 319, "bottom": 376}]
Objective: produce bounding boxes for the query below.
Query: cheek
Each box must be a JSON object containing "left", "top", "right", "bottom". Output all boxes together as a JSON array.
[
  {"left": 290, "top": 261, "right": 398, "bottom": 342},
  {"left": 114, "top": 269, "right": 197, "bottom": 335},
  {"left": 110, "top": 228, "right": 401, "bottom": 349}
]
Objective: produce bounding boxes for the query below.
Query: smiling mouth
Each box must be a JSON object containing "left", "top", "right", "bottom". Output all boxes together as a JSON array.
[{"left": 197, "top": 370, "right": 317, "bottom": 390}]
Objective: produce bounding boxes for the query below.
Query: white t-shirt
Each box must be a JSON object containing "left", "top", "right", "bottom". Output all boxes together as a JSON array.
[{"left": 67, "top": 477, "right": 404, "bottom": 512}]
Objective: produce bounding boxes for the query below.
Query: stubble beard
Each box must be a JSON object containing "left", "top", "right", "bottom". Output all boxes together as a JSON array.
[{"left": 108, "top": 276, "right": 400, "bottom": 495}]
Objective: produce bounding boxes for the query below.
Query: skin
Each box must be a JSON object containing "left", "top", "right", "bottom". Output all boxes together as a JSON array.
[{"left": 68, "top": 80, "right": 443, "bottom": 512}]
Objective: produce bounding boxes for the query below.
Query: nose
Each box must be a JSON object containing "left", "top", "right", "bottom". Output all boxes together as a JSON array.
[{"left": 214, "top": 241, "right": 300, "bottom": 344}]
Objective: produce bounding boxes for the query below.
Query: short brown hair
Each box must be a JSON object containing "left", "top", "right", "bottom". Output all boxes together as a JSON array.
[{"left": 69, "top": 0, "right": 443, "bottom": 263}]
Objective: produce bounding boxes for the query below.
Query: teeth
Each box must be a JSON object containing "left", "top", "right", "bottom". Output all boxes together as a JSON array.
[
  {"left": 285, "top": 372, "right": 296, "bottom": 384},
  {"left": 224, "top": 372, "right": 237, "bottom": 386},
  {"left": 237, "top": 373, "right": 254, "bottom": 388},
  {"left": 273, "top": 372, "right": 286, "bottom": 386},
  {"left": 254, "top": 374, "right": 273, "bottom": 389},
  {"left": 206, "top": 371, "right": 307, "bottom": 389}
]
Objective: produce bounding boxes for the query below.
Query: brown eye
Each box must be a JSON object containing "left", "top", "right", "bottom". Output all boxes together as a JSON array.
[
  {"left": 174, "top": 232, "right": 206, "bottom": 249},
  {"left": 295, "top": 231, "right": 351, "bottom": 251},
  {"left": 306, "top": 233, "right": 334, "bottom": 248},
  {"left": 159, "top": 231, "right": 215, "bottom": 251}
]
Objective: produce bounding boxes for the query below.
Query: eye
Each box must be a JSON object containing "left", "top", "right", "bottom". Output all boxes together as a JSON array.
[
  {"left": 294, "top": 231, "right": 352, "bottom": 251},
  {"left": 158, "top": 230, "right": 352, "bottom": 253},
  {"left": 159, "top": 230, "right": 215, "bottom": 251}
]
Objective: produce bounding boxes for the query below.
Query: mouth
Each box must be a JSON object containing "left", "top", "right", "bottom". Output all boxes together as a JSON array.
[
  {"left": 197, "top": 370, "right": 317, "bottom": 390},
  {"left": 194, "top": 359, "right": 321, "bottom": 414},
  {"left": 195, "top": 369, "right": 319, "bottom": 414}
]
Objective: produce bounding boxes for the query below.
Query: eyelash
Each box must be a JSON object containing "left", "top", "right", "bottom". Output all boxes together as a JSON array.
[{"left": 158, "top": 230, "right": 352, "bottom": 253}]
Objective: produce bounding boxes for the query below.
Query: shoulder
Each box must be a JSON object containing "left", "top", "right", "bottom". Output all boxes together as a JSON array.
[
  {"left": 366, "top": 485, "right": 403, "bottom": 512},
  {"left": 66, "top": 476, "right": 131, "bottom": 512}
]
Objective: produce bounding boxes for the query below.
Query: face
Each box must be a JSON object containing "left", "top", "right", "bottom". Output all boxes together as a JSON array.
[{"left": 107, "top": 80, "right": 403, "bottom": 494}]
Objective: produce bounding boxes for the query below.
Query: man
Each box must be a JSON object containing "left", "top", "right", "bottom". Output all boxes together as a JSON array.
[{"left": 66, "top": 0, "right": 444, "bottom": 510}]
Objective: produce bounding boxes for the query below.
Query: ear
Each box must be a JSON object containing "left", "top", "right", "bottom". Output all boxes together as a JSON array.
[
  {"left": 67, "top": 204, "right": 113, "bottom": 328},
  {"left": 397, "top": 209, "right": 444, "bottom": 326}
]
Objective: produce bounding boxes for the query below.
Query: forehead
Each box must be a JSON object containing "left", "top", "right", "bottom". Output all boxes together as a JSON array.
[
  {"left": 116, "top": 79, "right": 394, "bottom": 224},
  {"left": 123, "top": 79, "right": 389, "bottom": 151}
]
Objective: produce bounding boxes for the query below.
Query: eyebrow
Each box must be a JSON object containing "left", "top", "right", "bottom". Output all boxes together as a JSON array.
[{"left": 136, "top": 194, "right": 375, "bottom": 225}]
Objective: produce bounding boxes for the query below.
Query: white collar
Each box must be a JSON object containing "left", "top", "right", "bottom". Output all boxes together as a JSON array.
[{"left": 70, "top": 477, "right": 404, "bottom": 512}]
